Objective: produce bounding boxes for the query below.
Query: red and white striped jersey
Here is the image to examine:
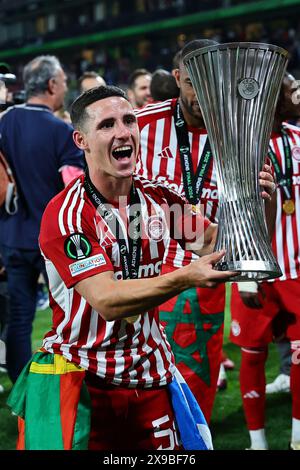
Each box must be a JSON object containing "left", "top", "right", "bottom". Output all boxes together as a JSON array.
[
  {"left": 135, "top": 98, "right": 219, "bottom": 269},
  {"left": 39, "top": 174, "right": 208, "bottom": 388},
  {"left": 270, "top": 122, "right": 300, "bottom": 281}
]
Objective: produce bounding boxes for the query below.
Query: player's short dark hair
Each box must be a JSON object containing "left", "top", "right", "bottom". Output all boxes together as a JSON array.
[
  {"left": 150, "top": 69, "right": 179, "bottom": 101},
  {"left": 181, "top": 39, "right": 219, "bottom": 63},
  {"left": 70, "top": 85, "right": 128, "bottom": 130}
]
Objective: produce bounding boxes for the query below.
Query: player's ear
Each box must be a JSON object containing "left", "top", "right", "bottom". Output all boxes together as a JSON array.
[
  {"left": 173, "top": 68, "right": 180, "bottom": 88},
  {"left": 73, "top": 130, "right": 88, "bottom": 150}
]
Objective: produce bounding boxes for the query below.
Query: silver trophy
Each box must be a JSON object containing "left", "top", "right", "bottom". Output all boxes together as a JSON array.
[{"left": 183, "top": 42, "right": 288, "bottom": 280}]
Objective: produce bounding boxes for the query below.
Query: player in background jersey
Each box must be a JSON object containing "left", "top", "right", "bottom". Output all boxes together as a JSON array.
[
  {"left": 135, "top": 38, "right": 241, "bottom": 420},
  {"left": 8, "top": 85, "right": 252, "bottom": 450},
  {"left": 230, "top": 73, "right": 300, "bottom": 450}
]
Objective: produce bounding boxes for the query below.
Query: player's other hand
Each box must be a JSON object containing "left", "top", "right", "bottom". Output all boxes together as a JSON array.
[{"left": 259, "top": 164, "right": 276, "bottom": 201}]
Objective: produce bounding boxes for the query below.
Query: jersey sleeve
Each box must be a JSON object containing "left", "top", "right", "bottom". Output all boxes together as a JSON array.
[
  {"left": 39, "top": 197, "right": 114, "bottom": 289},
  {"left": 155, "top": 182, "right": 211, "bottom": 251}
]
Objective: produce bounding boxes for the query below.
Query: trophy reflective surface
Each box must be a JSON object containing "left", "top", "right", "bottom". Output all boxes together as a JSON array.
[{"left": 183, "top": 42, "right": 288, "bottom": 280}]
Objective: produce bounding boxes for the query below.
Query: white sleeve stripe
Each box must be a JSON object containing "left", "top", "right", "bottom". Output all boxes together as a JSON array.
[
  {"left": 58, "top": 179, "right": 81, "bottom": 236},
  {"left": 68, "top": 296, "right": 87, "bottom": 344},
  {"left": 136, "top": 106, "right": 171, "bottom": 118},
  {"left": 135, "top": 101, "right": 172, "bottom": 116},
  {"left": 67, "top": 183, "right": 81, "bottom": 234},
  {"left": 76, "top": 186, "right": 85, "bottom": 233}
]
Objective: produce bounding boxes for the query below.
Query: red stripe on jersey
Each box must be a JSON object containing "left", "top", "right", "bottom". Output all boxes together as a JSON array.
[
  {"left": 118, "top": 321, "right": 138, "bottom": 384},
  {"left": 127, "top": 314, "right": 148, "bottom": 387}
]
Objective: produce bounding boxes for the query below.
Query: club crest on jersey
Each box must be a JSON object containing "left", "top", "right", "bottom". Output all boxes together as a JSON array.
[
  {"left": 292, "top": 146, "right": 300, "bottom": 162},
  {"left": 146, "top": 215, "right": 166, "bottom": 241},
  {"left": 64, "top": 233, "right": 92, "bottom": 260}
]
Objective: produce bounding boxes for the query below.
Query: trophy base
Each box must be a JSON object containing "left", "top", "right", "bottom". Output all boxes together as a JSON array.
[{"left": 215, "top": 260, "right": 282, "bottom": 282}]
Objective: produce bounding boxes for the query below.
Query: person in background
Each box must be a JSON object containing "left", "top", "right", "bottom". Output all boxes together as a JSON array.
[
  {"left": 35, "top": 274, "right": 49, "bottom": 312},
  {"left": 78, "top": 71, "right": 106, "bottom": 93},
  {"left": 230, "top": 73, "right": 300, "bottom": 450},
  {"left": 0, "top": 78, "right": 7, "bottom": 106},
  {"left": 266, "top": 338, "right": 291, "bottom": 394},
  {"left": 0, "top": 55, "right": 85, "bottom": 383},
  {"left": 150, "top": 69, "right": 179, "bottom": 102},
  {"left": 127, "top": 68, "right": 152, "bottom": 109}
]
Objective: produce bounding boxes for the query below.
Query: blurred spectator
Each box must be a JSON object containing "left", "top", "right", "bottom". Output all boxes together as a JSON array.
[
  {"left": 78, "top": 71, "right": 106, "bottom": 93},
  {"left": 54, "top": 107, "right": 72, "bottom": 124},
  {"left": 0, "top": 80, "right": 8, "bottom": 107},
  {"left": 127, "top": 68, "right": 152, "bottom": 108},
  {"left": 0, "top": 55, "right": 85, "bottom": 383},
  {"left": 150, "top": 69, "right": 179, "bottom": 101},
  {"left": 0, "top": 64, "right": 17, "bottom": 112}
]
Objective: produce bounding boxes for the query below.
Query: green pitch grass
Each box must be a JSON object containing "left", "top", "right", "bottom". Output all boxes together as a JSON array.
[{"left": 0, "top": 290, "right": 292, "bottom": 450}]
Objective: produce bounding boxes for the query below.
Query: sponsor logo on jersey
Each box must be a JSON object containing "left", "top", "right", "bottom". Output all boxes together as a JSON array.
[
  {"left": 114, "top": 260, "right": 163, "bottom": 280},
  {"left": 157, "top": 146, "right": 174, "bottom": 159},
  {"left": 69, "top": 253, "right": 106, "bottom": 276},
  {"left": 64, "top": 233, "right": 92, "bottom": 260}
]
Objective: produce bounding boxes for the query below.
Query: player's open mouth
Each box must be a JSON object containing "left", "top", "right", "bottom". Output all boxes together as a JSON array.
[{"left": 112, "top": 145, "right": 133, "bottom": 160}]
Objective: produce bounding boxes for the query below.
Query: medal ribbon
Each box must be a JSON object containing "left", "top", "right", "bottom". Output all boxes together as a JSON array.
[
  {"left": 174, "top": 100, "right": 212, "bottom": 204},
  {"left": 84, "top": 170, "right": 141, "bottom": 280},
  {"left": 268, "top": 126, "right": 293, "bottom": 200}
]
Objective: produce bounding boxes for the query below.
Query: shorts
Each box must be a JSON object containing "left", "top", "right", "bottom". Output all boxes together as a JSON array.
[
  {"left": 230, "top": 278, "right": 300, "bottom": 348},
  {"left": 85, "top": 372, "right": 180, "bottom": 450}
]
